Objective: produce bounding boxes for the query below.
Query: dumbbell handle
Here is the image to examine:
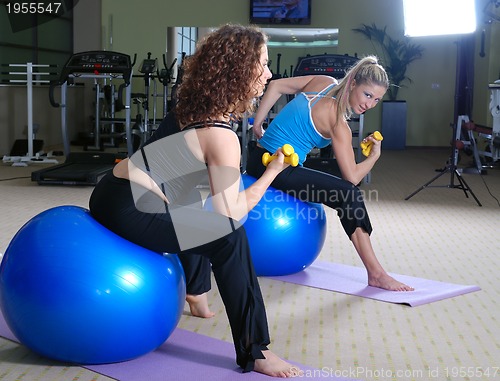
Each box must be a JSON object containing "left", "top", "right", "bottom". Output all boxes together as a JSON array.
[
  {"left": 360, "top": 131, "right": 383, "bottom": 157},
  {"left": 262, "top": 144, "right": 299, "bottom": 167}
]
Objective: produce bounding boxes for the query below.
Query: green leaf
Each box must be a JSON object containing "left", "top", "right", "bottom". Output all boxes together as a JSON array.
[{"left": 352, "top": 23, "right": 424, "bottom": 100}]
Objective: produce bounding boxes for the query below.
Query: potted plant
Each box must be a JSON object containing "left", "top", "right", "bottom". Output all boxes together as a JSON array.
[
  {"left": 352, "top": 23, "right": 424, "bottom": 101},
  {"left": 352, "top": 23, "right": 424, "bottom": 149}
]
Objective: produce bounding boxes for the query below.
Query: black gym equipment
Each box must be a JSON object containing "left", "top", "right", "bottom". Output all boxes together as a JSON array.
[
  {"left": 130, "top": 52, "right": 178, "bottom": 151},
  {"left": 32, "top": 51, "right": 133, "bottom": 186},
  {"left": 130, "top": 52, "right": 157, "bottom": 150},
  {"left": 31, "top": 152, "right": 121, "bottom": 185},
  {"left": 157, "top": 54, "right": 177, "bottom": 118},
  {"left": 169, "top": 52, "right": 186, "bottom": 111},
  {"left": 293, "top": 53, "right": 359, "bottom": 79}
]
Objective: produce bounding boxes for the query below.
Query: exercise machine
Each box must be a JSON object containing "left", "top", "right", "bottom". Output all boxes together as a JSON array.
[
  {"left": 32, "top": 51, "right": 132, "bottom": 185},
  {"left": 130, "top": 52, "right": 157, "bottom": 150},
  {"left": 293, "top": 53, "right": 359, "bottom": 78},
  {"left": 483, "top": 80, "right": 500, "bottom": 162},
  {"left": 130, "top": 53, "right": 177, "bottom": 150},
  {"left": 472, "top": 81, "right": 500, "bottom": 165},
  {"left": 452, "top": 82, "right": 500, "bottom": 173},
  {"left": 1, "top": 62, "right": 59, "bottom": 166},
  {"left": 157, "top": 53, "right": 177, "bottom": 118}
]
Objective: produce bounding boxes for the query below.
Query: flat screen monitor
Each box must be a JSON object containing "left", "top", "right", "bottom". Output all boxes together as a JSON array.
[{"left": 250, "top": 0, "right": 311, "bottom": 25}]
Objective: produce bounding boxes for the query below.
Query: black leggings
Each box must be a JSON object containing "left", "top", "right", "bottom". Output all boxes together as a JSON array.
[
  {"left": 176, "top": 145, "right": 373, "bottom": 327},
  {"left": 246, "top": 145, "right": 373, "bottom": 238},
  {"left": 89, "top": 174, "right": 269, "bottom": 372}
]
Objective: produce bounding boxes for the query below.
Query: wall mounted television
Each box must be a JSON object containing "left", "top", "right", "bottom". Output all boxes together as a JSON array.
[{"left": 250, "top": 0, "right": 311, "bottom": 25}]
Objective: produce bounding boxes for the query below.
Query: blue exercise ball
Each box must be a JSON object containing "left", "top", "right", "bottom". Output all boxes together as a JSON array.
[
  {"left": 0, "top": 205, "right": 186, "bottom": 364},
  {"left": 242, "top": 174, "right": 327, "bottom": 276}
]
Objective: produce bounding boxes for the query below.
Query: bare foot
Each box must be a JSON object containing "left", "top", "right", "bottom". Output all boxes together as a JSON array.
[
  {"left": 254, "top": 350, "right": 303, "bottom": 378},
  {"left": 185, "top": 293, "right": 215, "bottom": 318},
  {"left": 368, "top": 272, "right": 414, "bottom": 291}
]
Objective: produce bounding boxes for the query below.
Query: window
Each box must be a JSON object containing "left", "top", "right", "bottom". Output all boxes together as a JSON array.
[{"left": 176, "top": 26, "right": 197, "bottom": 63}]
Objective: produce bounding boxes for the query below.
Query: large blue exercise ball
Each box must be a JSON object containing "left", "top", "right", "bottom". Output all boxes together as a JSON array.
[
  {"left": 242, "top": 174, "right": 327, "bottom": 276},
  {"left": 0, "top": 205, "right": 186, "bottom": 364}
]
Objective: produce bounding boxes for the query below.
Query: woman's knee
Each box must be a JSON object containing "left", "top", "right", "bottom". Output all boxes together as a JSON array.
[{"left": 210, "top": 226, "right": 249, "bottom": 268}]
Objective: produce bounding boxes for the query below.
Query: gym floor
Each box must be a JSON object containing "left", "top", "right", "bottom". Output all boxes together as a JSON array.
[{"left": 0, "top": 147, "right": 499, "bottom": 381}]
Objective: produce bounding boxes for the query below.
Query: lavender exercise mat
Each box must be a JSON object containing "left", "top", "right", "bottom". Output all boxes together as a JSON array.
[
  {"left": 268, "top": 261, "right": 481, "bottom": 306},
  {"left": 0, "top": 311, "right": 359, "bottom": 381}
]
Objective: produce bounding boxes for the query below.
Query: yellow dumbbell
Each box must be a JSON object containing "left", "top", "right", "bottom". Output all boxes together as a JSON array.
[
  {"left": 262, "top": 144, "right": 299, "bottom": 167},
  {"left": 360, "top": 131, "right": 383, "bottom": 157}
]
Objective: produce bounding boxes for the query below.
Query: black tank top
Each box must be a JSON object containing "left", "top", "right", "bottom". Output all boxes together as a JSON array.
[{"left": 129, "top": 114, "right": 236, "bottom": 204}]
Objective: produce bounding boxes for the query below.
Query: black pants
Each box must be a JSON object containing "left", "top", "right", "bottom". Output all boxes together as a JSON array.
[
  {"left": 246, "top": 145, "right": 373, "bottom": 238},
  {"left": 89, "top": 174, "right": 269, "bottom": 372},
  {"left": 179, "top": 144, "right": 374, "bottom": 329}
]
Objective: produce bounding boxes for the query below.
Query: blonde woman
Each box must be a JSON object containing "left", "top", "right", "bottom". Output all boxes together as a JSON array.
[{"left": 247, "top": 56, "right": 414, "bottom": 292}]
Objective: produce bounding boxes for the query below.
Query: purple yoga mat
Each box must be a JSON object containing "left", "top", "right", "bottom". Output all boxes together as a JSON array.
[
  {"left": 0, "top": 311, "right": 359, "bottom": 381},
  {"left": 269, "top": 261, "right": 481, "bottom": 306}
]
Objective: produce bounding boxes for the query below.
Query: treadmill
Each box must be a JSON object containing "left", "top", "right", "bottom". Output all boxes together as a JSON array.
[{"left": 32, "top": 51, "right": 133, "bottom": 185}]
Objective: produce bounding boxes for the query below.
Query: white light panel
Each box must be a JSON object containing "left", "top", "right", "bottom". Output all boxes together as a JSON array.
[{"left": 403, "top": 0, "right": 477, "bottom": 37}]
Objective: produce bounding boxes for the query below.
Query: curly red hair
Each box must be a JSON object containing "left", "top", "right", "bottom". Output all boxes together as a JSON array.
[{"left": 175, "top": 24, "right": 268, "bottom": 127}]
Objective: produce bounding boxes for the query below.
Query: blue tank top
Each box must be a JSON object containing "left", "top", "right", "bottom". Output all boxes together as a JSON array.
[{"left": 258, "top": 83, "right": 334, "bottom": 165}]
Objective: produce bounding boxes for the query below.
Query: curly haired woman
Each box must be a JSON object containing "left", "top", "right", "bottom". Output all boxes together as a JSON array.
[{"left": 89, "top": 24, "right": 301, "bottom": 377}]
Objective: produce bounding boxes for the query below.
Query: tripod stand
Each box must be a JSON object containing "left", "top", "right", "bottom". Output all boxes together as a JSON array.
[
  {"left": 405, "top": 115, "right": 482, "bottom": 206},
  {"left": 405, "top": 35, "right": 482, "bottom": 207}
]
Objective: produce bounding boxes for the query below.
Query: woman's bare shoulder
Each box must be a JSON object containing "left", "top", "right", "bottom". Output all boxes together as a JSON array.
[
  {"left": 198, "top": 126, "right": 240, "bottom": 158},
  {"left": 303, "top": 75, "right": 338, "bottom": 92}
]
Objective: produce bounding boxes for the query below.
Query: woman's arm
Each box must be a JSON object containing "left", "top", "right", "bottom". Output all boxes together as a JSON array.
[
  {"left": 252, "top": 75, "right": 336, "bottom": 139},
  {"left": 203, "top": 128, "right": 287, "bottom": 220},
  {"left": 331, "top": 122, "right": 381, "bottom": 185}
]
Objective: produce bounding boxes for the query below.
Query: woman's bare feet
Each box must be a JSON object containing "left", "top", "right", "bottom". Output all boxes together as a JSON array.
[
  {"left": 254, "top": 350, "right": 303, "bottom": 378},
  {"left": 368, "top": 272, "right": 414, "bottom": 291},
  {"left": 350, "top": 228, "right": 414, "bottom": 292},
  {"left": 185, "top": 293, "right": 215, "bottom": 318}
]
